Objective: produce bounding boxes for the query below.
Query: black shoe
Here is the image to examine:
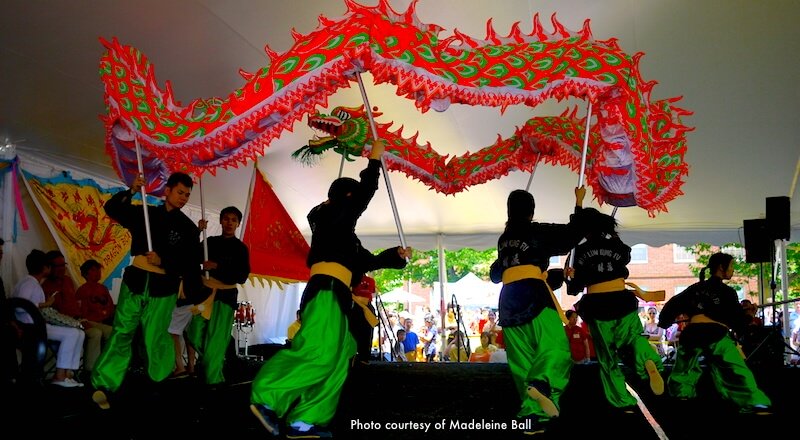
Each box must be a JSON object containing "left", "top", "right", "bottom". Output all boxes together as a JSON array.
[
  {"left": 250, "top": 404, "right": 280, "bottom": 436},
  {"left": 285, "top": 425, "right": 333, "bottom": 438}
]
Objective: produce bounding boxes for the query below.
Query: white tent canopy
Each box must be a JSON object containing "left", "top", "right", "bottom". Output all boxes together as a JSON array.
[
  {"left": 1, "top": 0, "right": 798, "bottom": 254},
  {"left": 433, "top": 272, "right": 502, "bottom": 309}
]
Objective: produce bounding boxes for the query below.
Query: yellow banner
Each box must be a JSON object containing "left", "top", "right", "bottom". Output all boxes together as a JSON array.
[{"left": 22, "top": 170, "right": 134, "bottom": 286}]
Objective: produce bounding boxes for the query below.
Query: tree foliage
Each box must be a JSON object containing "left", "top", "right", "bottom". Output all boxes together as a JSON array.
[{"left": 371, "top": 248, "right": 497, "bottom": 293}]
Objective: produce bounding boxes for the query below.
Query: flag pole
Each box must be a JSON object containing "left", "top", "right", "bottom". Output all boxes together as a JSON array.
[
  {"left": 567, "top": 100, "right": 593, "bottom": 271},
  {"left": 134, "top": 136, "right": 153, "bottom": 252},
  {"left": 356, "top": 72, "right": 407, "bottom": 250},
  {"left": 199, "top": 175, "right": 209, "bottom": 279},
  {"left": 525, "top": 153, "right": 542, "bottom": 192}
]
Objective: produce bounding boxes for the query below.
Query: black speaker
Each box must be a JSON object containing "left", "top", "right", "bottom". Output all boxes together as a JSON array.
[
  {"left": 743, "top": 219, "right": 772, "bottom": 263},
  {"left": 766, "top": 196, "right": 790, "bottom": 240}
]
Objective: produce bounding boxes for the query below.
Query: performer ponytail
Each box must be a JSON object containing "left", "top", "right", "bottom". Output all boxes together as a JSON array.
[{"left": 699, "top": 252, "right": 734, "bottom": 281}]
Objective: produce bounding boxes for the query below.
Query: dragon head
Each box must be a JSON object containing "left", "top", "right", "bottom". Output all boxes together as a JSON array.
[{"left": 292, "top": 105, "right": 381, "bottom": 165}]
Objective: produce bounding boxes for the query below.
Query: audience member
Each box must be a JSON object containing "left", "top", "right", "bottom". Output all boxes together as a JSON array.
[
  {"left": 286, "top": 310, "right": 301, "bottom": 345},
  {"left": 643, "top": 306, "right": 666, "bottom": 357},
  {"left": 483, "top": 309, "right": 501, "bottom": 346},
  {"left": 74, "top": 259, "right": 115, "bottom": 376},
  {"left": 469, "top": 330, "right": 498, "bottom": 362},
  {"left": 420, "top": 316, "right": 438, "bottom": 362},
  {"left": 42, "top": 250, "right": 81, "bottom": 319},
  {"left": 401, "top": 317, "right": 420, "bottom": 361},
  {"left": 445, "top": 330, "right": 469, "bottom": 362},
  {"left": 13, "top": 249, "right": 85, "bottom": 387},
  {"left": 740, "top": 299, "right": 763, "bottom": 327},
  {"left": 564, "top": 310, "right": 591, "bottom": 364},
  {"left": 393, "top": 329, "right": 408, "bottom": 362}
]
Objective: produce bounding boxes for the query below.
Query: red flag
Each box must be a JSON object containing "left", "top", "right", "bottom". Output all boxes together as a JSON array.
[{"left": 242, "top": 170, "right": 310, "bottom": 284}]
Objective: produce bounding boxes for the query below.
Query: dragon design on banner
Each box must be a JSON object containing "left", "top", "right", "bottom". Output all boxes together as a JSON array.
[
  {"left": 296, "top": 102, "right": 689, "bottom": 208},
  {"left": 99, "top": 0, "right": 690, "bottom": 214}
]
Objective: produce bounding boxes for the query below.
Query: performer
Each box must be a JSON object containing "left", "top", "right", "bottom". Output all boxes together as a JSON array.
[
  {"left": 92, "top": 172, "right": 200, "bottom": 409},
  {"left": 489, "top": 186, "right": 586, "bottom": 435},
  {"left": 658, "top": 252, "right": 772, "bottom": 414},
  {"left": 185, "top": 206, "right": 251, "bottom": 385},
  {"left": 250, "top": 139, "right": 412, "bottom": 438},
  {"left": 566, "top": 208, "right": 664, "bottom": 414}
]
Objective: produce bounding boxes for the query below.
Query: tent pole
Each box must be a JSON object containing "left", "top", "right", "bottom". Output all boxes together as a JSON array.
[
  {"left": 199, "top": 175, "right": 209, "bottom": 279},
  {"left": 437, "top": 233, "right": 447, "bottom": 362},
  {"left": 524, "top": 153, "right": 542, "bottom": 192},
  {"left": 356, "top": 73, "right": 407, "bottom": 250},
  {"left": 134, "top": 137, "right": 153, "bottom": 252},
  {"left": 778, "top": 239, "right": 790, "bottom": 338}
]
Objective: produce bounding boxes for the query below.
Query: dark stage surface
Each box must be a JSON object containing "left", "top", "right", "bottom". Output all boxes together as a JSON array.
[{"left": 8, "top": 344, "right": 797, "bottom": 439}]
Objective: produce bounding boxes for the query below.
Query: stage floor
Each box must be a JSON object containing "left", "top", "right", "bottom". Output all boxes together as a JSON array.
[{"left": 7, "top": 351, "right": 796, "bottom": 439}]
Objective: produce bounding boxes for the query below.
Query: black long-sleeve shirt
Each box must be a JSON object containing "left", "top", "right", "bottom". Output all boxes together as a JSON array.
[
  {"left": 302, "top": 158, "right": 406, "bottom": 312},
  {"left": 491, "top": 208, "right": 586, "bottom": 327},
  {"left": 104, "top": 188, "right": 200, "bottom": 297},
  {"left": 193, "top": 235, "right": 251, "bottom": 309},
  {"left": 658, "top": 276, "right": 749, "bottom": 346},
  {"left": 567, "top": 235, "right": 639, "bottom": 321}
]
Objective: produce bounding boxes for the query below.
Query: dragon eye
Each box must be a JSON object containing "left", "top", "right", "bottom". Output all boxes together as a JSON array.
[{"left": 334, "top": 109, "right": 350, "bottom": 120}]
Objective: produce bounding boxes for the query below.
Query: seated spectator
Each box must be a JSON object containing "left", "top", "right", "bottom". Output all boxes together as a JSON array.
[
  {"left": 13, "top": 250, "right": 84, "bottom": 387},
  {"left": 483, "top": 309, "right": 502, "bottom": 346},
  {"left": 740, "top": 299, "right": 763, "bottom": 327},
  {"left": 445, "top": 330, "right": 469, "bottom": 362},
  {"left": 286, "top": 309, "right": 301, "bottom": 345},
  {"left": 75, "top": 259, "right": 115, "bottom": 375},
  {"left": 469, "top": 331, "right": 498, "bottom": 362}
]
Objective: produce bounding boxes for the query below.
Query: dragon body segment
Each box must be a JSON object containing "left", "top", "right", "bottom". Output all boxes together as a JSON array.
[
  {"left": 299, "top": 102, "right": 688, "bottom": 212},
  {"left": 100, "top": 0, "right": 690, "bottom": 214}
]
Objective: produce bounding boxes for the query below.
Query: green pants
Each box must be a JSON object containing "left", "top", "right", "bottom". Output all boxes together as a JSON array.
[
  {"left": 669, "top": 332, "right": 771, "bottom": 408},
  {"left": 91, "top": 279, "right": 177, "bottom": 392},
  {"left": 186, "top": 301, "right": 235, "bottom": 385},
  {"left": 250, "top": 289, "right": 357, "bottom": 427},
  {"left": 504, "top": 308, "right": 572, "bottom": 419},
  {"left": 587, "top": 312, "right": 663, "bottom": 407}
]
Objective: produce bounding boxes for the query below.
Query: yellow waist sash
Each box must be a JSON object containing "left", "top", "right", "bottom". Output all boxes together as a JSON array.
[
  {"left": 587, "top": 278, "right": 666, "bottom": 302},
  {"left": 310, "top": 262, "right": 352, "bottom": 288},
  {"left": 191, "top": 276, "right": 238, "bottom": 320},
  {"left": 309, "top": 263, "right": 376, "bottom": 326},
  {"left": 132, "top": 255, "right": 166, "bottom": 274},
  {"left": 502, "top": 265, "right": 567, "bottom": 325},
  {"left": 352, "top": 294, "right": 379, "bottom": 327},
  {"left": 689, "top": 313, "right": 727, "bottom": 328}
]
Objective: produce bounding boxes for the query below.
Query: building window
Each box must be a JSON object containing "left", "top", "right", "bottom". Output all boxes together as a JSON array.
[
  {"left": 721, "top": 245, "right": 746, "bottom": 260},
  {"left": 630, "top": 244, "right": 648, "bottom": 264},
  {"left": 675, "top": 286, "right": 688, "bottom": 295},
  {"left": 673, "top": 245, "right": 696, "bottom": 263}
]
